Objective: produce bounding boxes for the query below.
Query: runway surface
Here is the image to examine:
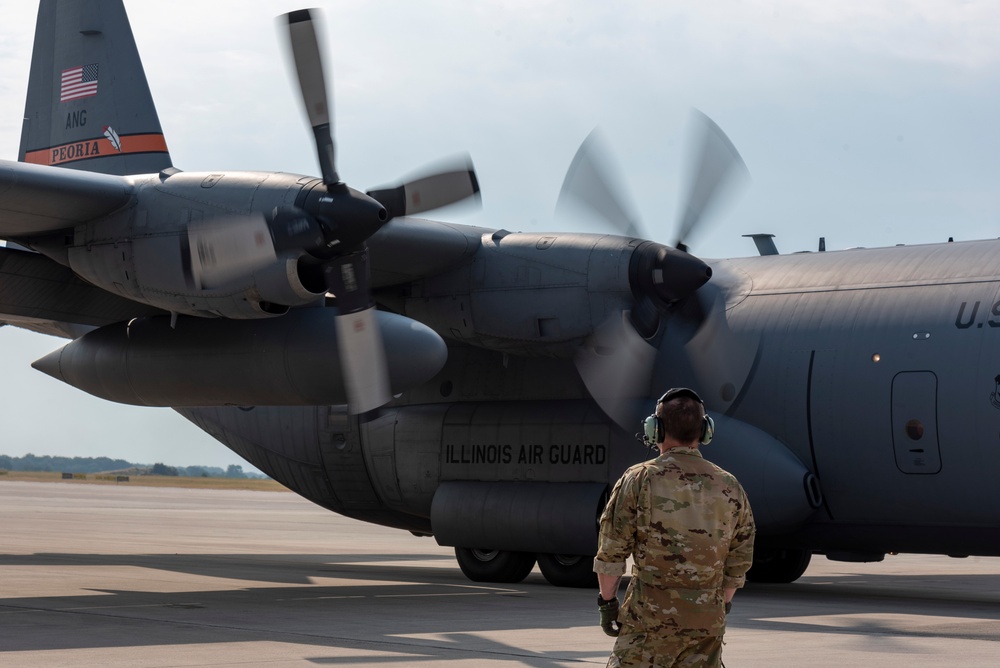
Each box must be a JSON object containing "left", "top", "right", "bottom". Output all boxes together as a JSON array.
[{"left": 1, "top": 480, "right": 998, "bottom": 666}]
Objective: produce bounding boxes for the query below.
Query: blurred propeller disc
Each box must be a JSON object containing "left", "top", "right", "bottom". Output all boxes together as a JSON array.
[
  {"left": 575, "top": 311, "right": 658, "bottom": 431},
  {"left": 560, "top": 112, "right": 752, "bottom": 429},
  {"left": 675, "top": 110, "right": 749, "bottom": 251},
  {"left": 557, "top": 128, "right": 643, "bottom": 238},
  {"left": 661, "top": 281, "right": 760, "bottom": 414}
]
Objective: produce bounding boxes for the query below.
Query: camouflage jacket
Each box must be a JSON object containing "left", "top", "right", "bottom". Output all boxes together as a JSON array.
[{"left": 594, "top": 446, "right": 755, "bottom": 637}]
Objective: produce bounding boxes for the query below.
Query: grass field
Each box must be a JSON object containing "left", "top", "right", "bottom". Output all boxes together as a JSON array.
[{"left": 0, "top": 470, "right": 288, "bottom": 492}]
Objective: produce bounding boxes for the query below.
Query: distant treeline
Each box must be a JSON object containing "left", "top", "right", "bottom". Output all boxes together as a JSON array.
[{"left": 0, "top": 453, "right": 260, "bottom": 479}]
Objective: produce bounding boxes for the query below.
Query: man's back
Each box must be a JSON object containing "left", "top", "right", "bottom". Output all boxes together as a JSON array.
[
  {"left": 631, "top": 447, "right": 754, "bottom": 590},
  {"left": 596, "top": 446, "right": 755, "bottom": 638}
]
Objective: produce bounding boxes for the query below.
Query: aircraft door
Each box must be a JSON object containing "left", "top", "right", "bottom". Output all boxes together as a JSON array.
[{"left": 890, "top": 371, "right": 941, "bottom": 474}]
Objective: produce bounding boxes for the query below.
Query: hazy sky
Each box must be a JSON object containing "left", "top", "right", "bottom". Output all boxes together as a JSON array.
[{"left": 1, "top": 1, "right": 999, "bottom": 468}]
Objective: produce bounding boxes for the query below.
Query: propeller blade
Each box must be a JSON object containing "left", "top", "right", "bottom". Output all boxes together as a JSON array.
[
  {"left": 266, "top": 206, "right": 327, "bottom": 254},
  {"left": 367, "top": 154, "right": 481, "bottom": 220},
  {"left": 557, "top": 128, "right": 643, "bottom": 238},
  {"left": 184, "top": 215, "right": 277, "bottom": 290},
  {"left": 335, "top": 306, "right": 392, "bottom": 413},
  {"left": 323, "top": 249, "right": 392, "bottom": 413},
  {"left": 283, "top": 9, "right": 339, "bottom": 185},
  {"left": 183, "top": 205, "right": 345, "bottom": 291},
  {"left": 674, "top": 110, "right": 749, "bottom": 251},
  {"left": 575, "top": 311, "right": 658, "bottom": 432}
]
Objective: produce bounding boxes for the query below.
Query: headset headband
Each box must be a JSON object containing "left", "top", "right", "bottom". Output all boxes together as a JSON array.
[{"left": 657, "top": 387, "right": 703, "bottom": 406}]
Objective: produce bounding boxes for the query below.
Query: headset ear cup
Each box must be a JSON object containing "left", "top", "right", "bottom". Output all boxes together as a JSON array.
[
  {"left": 642, "top": 414, "right": 665, "bottom": 444},
  {"left": 701, "top": 415, "right": 715, "bottom": 445}
]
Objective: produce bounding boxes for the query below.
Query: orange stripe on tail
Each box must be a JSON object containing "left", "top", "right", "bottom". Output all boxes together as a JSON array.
[{"left": 23, "top": 133, "right": 169, "bottom": 167}]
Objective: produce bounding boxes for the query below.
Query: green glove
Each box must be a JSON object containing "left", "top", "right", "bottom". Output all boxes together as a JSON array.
[{"left": 598, "top": 595, "right": 622, "bottom": 636}]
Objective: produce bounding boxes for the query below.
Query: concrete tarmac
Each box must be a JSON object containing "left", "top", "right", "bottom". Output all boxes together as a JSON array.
[{"left": 1, "top": 480, "right": 998, "bottom": 667}]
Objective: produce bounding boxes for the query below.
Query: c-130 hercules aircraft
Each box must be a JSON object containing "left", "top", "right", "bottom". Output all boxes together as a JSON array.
[{"left": 3, "top": 0, "right": 998, "bottom": 588}]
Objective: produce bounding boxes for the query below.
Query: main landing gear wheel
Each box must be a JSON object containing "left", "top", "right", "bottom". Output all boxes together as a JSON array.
[
  {"left": 537, "top": 553, "right": 597, "bottom": 588},
  {"left": 746, "top": 548, "right": 812, "bottom": 584},
  {"left": 454, "top": 547, "right": 536, "bottom": 583}
]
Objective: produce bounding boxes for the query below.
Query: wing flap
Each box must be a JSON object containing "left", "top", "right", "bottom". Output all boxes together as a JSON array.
[{"left": 0, "top": 159, "right": 133, "bottom": 237}]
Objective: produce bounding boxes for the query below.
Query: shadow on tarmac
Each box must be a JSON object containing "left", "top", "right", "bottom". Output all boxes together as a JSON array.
[
  {"left": 0, "top": 551, "right": 604, "bottom": 665},
  {"left": 736, "top": 571, "right": 1000, "bottom": 643},
  {"left": 3, "top": 551, "right": 1000, "bottom": 664}
]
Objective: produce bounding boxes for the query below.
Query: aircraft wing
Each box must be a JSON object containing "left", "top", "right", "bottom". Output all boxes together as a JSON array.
[
  {"left": 0, "top": 245, "right": 164, "bottom": 336},
  {"left": 0, "top": 159, "right": 134, "bottom": 237},
  {"left": 368, "top": 218, "right": 487, "bottom": 288}
]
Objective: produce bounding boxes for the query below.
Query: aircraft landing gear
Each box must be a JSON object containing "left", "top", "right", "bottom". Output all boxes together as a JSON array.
[
  {"left": 537, "top": 553, "right": 597, "bottom": 588},
  {"left": 746, "top": 548, "right": 812, "bottom": 584},
  {"left": 454, "top": 547, "right": 536, "bottom": 583}
]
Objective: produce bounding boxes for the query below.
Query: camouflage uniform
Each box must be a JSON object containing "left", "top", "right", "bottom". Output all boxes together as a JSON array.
[{"left": 594, "top": 446, "right": 755, "bottom": 667}]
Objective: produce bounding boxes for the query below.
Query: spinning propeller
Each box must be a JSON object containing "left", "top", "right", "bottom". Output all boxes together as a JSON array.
[
  {"left": 560, "top": 111, "right": 749, "bottom": 429},
  {"left": 187, "top": 8, "right": 480, "bottom": 414}
]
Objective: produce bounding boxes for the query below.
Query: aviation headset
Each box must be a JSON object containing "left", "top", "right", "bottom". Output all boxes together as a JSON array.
[{"left": 641, "top": 387, "right": 715, "bottom": 446}]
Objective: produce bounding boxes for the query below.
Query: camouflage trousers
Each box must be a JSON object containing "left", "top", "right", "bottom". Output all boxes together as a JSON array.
[{"left": 606, "top": 632, "right": 723, "bottom": 667}]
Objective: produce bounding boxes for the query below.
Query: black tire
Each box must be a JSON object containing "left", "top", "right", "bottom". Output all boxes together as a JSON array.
[
  {"left": 746, "top": 548, "right": 812, "bottom": 584},
  {"left": 537, "top": 553, "right": 597, "bottom": 588},
  {"left": 454, "top": 547, "right": 536, "bottom": 583}
]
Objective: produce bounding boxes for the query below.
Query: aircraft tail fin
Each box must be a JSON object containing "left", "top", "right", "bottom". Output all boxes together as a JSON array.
[{"left": 18, "top": 0, "right": 173, "bottom": 175}]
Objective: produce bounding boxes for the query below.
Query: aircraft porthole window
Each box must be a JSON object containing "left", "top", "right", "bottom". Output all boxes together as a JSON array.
[
  {"left": 905, "top": 419, "right": 924, "bottom": 440},
  {"left": 440, "top": 381, "right": 453, "bottom": 397},
  {"left": 721, "top": 382, "right": 736, "bottom": 402}
]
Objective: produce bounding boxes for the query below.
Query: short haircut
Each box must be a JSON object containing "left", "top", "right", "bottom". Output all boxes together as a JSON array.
[{"left": 657, "top": 396, "right": 704, "bottom": 444}]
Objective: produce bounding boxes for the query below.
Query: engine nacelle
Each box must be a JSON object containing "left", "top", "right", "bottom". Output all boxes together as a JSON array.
[
  {"left": 395, "top": 231, "right": 709, "bottom": 357},
  {"left": 59, "top": 171, "right": 330, "bottom": 319},
  {"left": 67, "top": 229, "right": 326, "bottom": 319},
  {"left": 32, "top": 308, "right": 447, "bottom": 407}
]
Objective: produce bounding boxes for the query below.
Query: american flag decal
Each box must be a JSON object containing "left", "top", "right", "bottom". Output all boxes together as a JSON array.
[{"left": 60, "top": 64, "right": 99, "bottom": 102}]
